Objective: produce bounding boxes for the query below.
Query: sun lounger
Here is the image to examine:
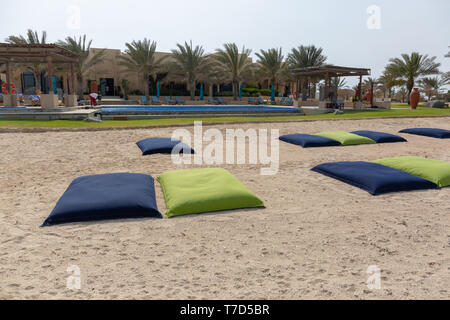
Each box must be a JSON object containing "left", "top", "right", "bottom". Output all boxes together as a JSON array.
[
  {"left": 208, "top": 97, "right": 219, "bottom": 105},
  {"left": 257, "top": 97, "right": 266, "bottom": 105},
  {"left": 164, "top": 96, "right": 176, "bottom": 105},
  {"left": 175, "top": 96, "right": 185, "bottom": 105},
  {"left": 248, "top": 97, "right": 258, "bottom": 105},
  {"left": 151, "top": 96, "right": 162, "bottom": 105},
  {"left": 217, "top": 97, "right": 227, "bottom": 105},
  {"left": 140, "top": 96, "right": 148, "bottom": 105},
  {"left": 277, "top": 98, "right": 286, "bottom": 105},
  {"left": 283, "top": 97, "right": 293, "bottom": 106}
]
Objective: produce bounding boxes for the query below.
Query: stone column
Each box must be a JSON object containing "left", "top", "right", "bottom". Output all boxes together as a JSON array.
[
  {"left": 324, "top": 73, "right": 329, "bottom": 102},
  {"left": 65, "top": 62, "right": 78, "bottom": 107},
  {"left": 4, "top": 61, "right": 18, "bottom": 106},
  {"left": 40, "top": 56, "right": 59, "bottom": 108}
]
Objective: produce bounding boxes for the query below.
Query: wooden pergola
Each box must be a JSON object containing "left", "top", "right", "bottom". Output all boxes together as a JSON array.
[
  {"left": 0, "top": 43, "right": 79, "bottom": 97},
  {"left": 291, "top": 65, "right": 371, "bottom": 102}
]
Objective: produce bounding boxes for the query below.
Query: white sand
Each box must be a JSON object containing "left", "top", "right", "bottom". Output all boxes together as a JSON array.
[{"left": 0, "top": 117, "right": 449, "bottom": 299}]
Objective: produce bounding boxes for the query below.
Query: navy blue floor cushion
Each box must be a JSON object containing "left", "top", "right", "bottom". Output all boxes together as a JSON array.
[
  {"left": 42, "top": 173, "right": 162, "bottom": 226},
  {"left": 279, "top": 134, "right": 341, "bottom": 148},
  {"left": 311, "top": 161, "right": 438, "bottom": 195},
  {"left": 136, "top": 137, "right": 195, "bottom": 155},
  {"left": 351, "top": 130, "right": 407, "bottom": 143},
  {"left": 399, "top": 128, "right": 450, "bottom": 139}
]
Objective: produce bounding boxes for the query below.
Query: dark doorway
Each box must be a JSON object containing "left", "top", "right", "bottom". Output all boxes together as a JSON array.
[
  {"left": 22, "top": 72, "right": 36, "bottom": 93},
  {"left": 100, "top": 78, "right": 115, "bottom": 96},
  {"left": 43, "top": 75, "right": 62, "bottom": 94}
]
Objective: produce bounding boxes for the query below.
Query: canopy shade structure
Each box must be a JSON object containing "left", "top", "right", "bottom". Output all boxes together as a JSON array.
[
  {"left": 0, "top": 43, "right": 80, "bottom": 99},
  {"left": 291, "top": 65, "right": 371, "bottom": 104},
  {"left": 0, "top": 43, "right": 79, "bottom": 63},
  {"left": 291, "top": 65, "right": 371, "bottom": 78}
]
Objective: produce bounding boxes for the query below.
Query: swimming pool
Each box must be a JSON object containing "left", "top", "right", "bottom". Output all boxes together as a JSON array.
[{"left": 101, "top": 105, "right": 300, "bottom": 114}]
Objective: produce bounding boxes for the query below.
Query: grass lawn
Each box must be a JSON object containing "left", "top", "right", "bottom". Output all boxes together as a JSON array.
[{"left": 1, "top": 104, "right": 449, "bottom": 129}]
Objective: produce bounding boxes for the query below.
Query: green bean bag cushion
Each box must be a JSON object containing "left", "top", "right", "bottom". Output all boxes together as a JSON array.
[
  {"left": 157, "top": 168, "right": 265, "bottom": 217},
  {"left": 315, "top": 131, "right": 376, "bottom": 146},
  {"left": 372, "top": 156, "right": 450, "bottom": 187}
]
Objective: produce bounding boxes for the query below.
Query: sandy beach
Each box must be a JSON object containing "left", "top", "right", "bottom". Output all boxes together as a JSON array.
[{"left": 0, "top": 117, "right": 449, "bottom": 300}]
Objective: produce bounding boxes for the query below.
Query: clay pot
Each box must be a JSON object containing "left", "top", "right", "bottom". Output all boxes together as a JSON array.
[
  {"left": 410, "top": 88, "right": 420, "bottom": 109},
  {"left": 89, "top": 81, "right": 98, "bottom": 94}
]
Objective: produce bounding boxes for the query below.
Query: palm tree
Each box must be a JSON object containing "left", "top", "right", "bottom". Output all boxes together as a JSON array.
[
  {"left": 331, "top": 77, "right": 347, "bottom": 90},
  {"left": 5, "top": 29, "right": 47, "bottom": 44},
  {"left": 5, "top": 29, "right": 48, "bottom": 91},
  {"left": 57, "top": 35, "right": 106, "bottom": 97},
  {"left": 385, "top": 52, "right": 441, "bottom": 104},
  {"left": 419, "top": 76, "right": 446, "bottom": 101},
  {"left": 362, "top": 77, "right": 378, "bottom": 92},
  {"left": 214, "top": 43, "right": 253, "bottom": 100},
  {"left": 170, "top": 41, "right": 212, "bottom": 100},
  {"left": 286, "top": 45, "right": 327, "bottom": 100},
  {"left": 396, "top": 86, "right": 409, "bottom": 103},
  {"left": 378, "top": 70, "right": 405, "bottom": 98},
  {"left": 255, "top": 48, "right": 285, "bottom": 89},
  {"left": 117, "top": 38, "right": 166, "bottom": 99},
  {"left": 444, "top": 48, "right": 450, "bottom": 84}
]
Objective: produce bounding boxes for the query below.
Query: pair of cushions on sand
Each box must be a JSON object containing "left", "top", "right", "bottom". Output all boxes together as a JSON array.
[
  {"left": 280, "top": 130, "right": 406, "bottom": 148},
  {"left": 42, "top": 168, "right": 264, "bottom": 226},
  {"left": 312, "top": 156, "right": 450, "bottom": 195}
]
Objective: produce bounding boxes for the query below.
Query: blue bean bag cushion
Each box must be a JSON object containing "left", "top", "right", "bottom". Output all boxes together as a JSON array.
[
  {"left": 311, "top": 161, "right": 438, "bottom": 195},
  {"left": 399, "top": 128, "right": 450, "bottom": 139},
  {"left": 279, "top": 134, "right": 341, "bottom": 148},
  {"left": 136, "top": 137, "right": 195, "bottom": 155},
  {"left": 42, "top": 173, "right": 162, "bottom": 226},
  {"left": 351, "top": 130, "right": 407, "bottom": 143}
]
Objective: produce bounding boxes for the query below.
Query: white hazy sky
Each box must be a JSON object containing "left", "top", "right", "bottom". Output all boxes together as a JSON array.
[{"left": 1, "top": 0, "right": 449, "bottom": 87}]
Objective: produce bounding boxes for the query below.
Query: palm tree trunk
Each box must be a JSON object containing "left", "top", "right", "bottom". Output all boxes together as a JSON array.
[
  {"left": 302, "top": 81, "right": 308, "bottom": 101},
  {"left": 144, "top": 77, "right": 149, "bottom": 100},
  {"left": 233, "top": 81, "right": 238, "bottom": 101},
  {"left": 33, "top": 72, "right": 41, "bottom": 92},
  {"left": 406, "top": 79, "right": 414, "bottom": 105},
  {"left": 77, "top": 75, "right": 83, "bottom": 98},
  {"left": 141, "top": 73, "right": 150, "bottom": 100},
  {"left": 190, "top": 79, "right": 196, "bottom": 100}
]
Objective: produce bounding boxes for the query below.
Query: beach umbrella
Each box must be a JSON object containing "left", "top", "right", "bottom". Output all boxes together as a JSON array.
[
  {"left": 239, "top": 84, "right": 242, "bottom": 99},
  {"left": 156, "top": 81, "right": 160, "bottom": 98},
  {"left": 52, "top": 76, "right": 57, "bottom": 94},
  {"left": 200, "top": 84, "right": 204, "bottom": 100},
  {"left": 271, "top": 85, "right": 275, "bottom": 101}
]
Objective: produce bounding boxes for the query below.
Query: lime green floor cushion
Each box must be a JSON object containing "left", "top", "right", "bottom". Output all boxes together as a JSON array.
[
  {"left": 372, "top": 156, "right": 450, "bottom": 187},
  {"left": 315, "top": 131, "right": 376, "bottom": 146},
  {"left": 157, "top": 168, "right": 264, "bottom": 217}
]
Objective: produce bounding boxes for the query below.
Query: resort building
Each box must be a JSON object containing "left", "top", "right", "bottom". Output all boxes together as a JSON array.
[{"left": 0, "top": 46, "right": 295, "bottom": 99}]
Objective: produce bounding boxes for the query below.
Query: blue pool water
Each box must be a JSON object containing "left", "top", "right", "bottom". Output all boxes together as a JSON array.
[
  {"left": 0, "top": 107, "right": 28, "bottom": 111},
  {"left": 101, "top": 105, "right": 299, "bottom": 114}
]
